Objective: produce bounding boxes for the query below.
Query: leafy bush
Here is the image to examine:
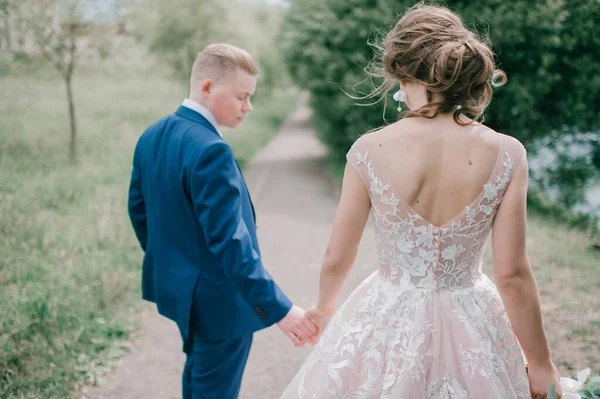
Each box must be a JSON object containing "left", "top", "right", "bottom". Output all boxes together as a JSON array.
[{"left": 281, "top": 0, "right": 600, "bottom": 159}]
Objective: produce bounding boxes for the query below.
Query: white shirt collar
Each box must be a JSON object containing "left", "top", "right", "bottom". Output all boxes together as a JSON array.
[{"left": 181, "top": 99, "right": 221, "bottom": 137}]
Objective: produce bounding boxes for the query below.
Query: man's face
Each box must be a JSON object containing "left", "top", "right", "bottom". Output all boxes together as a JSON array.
[{"left": 204, "top": 68, "right": 257, "bottom": 129}]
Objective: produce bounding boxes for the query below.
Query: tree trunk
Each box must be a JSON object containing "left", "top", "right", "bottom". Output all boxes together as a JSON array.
[
  {"left": 66, "top": 75, "right": 77, "bottom": 162},
  {"left": 0, "top": 19, "right": 4, "bottom": 50},
  {"left": 5, "top": 8, "right": 11, "bottom": 50}
]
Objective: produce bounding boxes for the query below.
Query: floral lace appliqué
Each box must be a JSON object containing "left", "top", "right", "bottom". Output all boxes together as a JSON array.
[{"left": 281, "top": 140, "right": 530, "bottom": 399}]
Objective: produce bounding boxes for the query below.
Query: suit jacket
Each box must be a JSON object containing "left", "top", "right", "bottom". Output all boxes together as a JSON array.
[{"left": 128, "top": 105, "right": 292, "bottom": 342}]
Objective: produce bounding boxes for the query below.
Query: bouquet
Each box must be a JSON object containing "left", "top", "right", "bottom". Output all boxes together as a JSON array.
[{"left": 547, "top": 369, "right": 600, "bottom": 399}]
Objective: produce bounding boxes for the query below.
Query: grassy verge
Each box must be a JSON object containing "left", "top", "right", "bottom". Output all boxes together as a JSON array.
[
  {"left": 507, "top": 213, "right": 600, "bottom": 376},
  {"left": 0, "top": 58, "right": 297, "bottom": 398}
]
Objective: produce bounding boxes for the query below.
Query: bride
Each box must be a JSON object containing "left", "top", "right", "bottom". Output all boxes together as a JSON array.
[{"left": 281, "top": 3, "right": 562, "bottom": 398}]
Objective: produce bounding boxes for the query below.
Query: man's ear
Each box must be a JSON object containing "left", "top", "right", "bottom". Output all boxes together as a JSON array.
[{"left": 200, "top": 78, "right": 213, "bottom": 97}]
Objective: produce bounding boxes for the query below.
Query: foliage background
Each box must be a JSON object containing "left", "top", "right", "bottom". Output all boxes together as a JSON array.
[{"left": 280, "top": 0, "right": 600, "bottom": 224}]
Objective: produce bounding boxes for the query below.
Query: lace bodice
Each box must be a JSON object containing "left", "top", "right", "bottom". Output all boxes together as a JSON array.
[
  {"left": 347, "top": 132, "right": 527, "bottom": 292},
  {"left": 281, "top": 131, "right": 531, "bottom": 398}
]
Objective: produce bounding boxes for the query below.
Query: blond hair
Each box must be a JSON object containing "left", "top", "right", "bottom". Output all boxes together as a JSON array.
[
  {"left": 190, "top": 43, "right": 259, "bottom": 85},
  {"left": 368, "top": 3, "right": 506, "bottom": 124}
]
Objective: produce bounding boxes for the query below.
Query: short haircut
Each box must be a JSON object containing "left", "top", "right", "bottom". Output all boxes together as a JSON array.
[{"left": 190, "top": 43, "right": 259, "bottom": 85}]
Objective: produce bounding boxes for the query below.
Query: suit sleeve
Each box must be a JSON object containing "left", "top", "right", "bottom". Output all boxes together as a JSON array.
[
  {"left": 128, "top": 142, "right": 148, "bottom": 251},
  {"left": 190, "top": 141, "right": 293, "bottom": 326}
]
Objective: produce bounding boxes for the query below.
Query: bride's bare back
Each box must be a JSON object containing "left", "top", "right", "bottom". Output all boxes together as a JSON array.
[{"left": 365, "top": 115, "right": 504, "bottom": 228}]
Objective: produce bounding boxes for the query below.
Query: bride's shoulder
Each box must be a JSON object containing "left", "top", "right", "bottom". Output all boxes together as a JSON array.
[
  {"left": 348, "top": 130, "right": 378, "bottom": 153},
  {"left": 350, "top": 121, "right": 412, "bottom": 149},
  {"left": 492, "top": 130, "right": 522, "bottom": 145},
  {"left": 492, "top": 131, "right": 527, "bottom": 159}
]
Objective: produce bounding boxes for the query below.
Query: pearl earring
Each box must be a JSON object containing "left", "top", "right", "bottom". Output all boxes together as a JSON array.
[{"left": 393, "top": 86, "right": 407, "bottom": 112}]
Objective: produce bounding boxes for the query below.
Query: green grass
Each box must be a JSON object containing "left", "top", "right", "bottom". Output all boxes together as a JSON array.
[
  {"left": 524, "top": 213, "right": 600, "bottom": 286},
  {"left": 0, "top": 57, "right": 297, "bottom": 398}
]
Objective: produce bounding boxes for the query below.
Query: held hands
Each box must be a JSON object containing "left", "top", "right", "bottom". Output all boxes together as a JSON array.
[
  {"left": 304, "top": 306, "right": 333, "bottom": 344},
  {"left": 277, "top": 304, "right": 334, "bottom": 347},
  {"left": 277, "top": 305, "right": 320, "bottom": 347},
  {"left": 528, "top": 362, "right": 562, "bottom": 399}
]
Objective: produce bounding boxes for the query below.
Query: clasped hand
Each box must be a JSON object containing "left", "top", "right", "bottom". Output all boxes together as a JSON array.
[{"left": 277, "top": 305, "right": 332, "bottom": 347}]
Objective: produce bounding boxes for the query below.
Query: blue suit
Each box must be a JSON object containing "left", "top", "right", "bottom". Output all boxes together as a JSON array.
[{"left": 128, "top": 105, "right": 293, "bottom": 398}]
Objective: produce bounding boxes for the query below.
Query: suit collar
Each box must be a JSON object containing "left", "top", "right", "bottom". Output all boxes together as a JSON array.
[
  {"left": 175, "top": 106, "right": 221, "bottom": 137},
  {"left": 181, "top": 99, "right": 221, "bottom": 135}
]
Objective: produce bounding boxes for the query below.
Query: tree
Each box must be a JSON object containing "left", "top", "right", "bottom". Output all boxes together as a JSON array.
[
  {"left": 127, "top": 0, "right": 236, "bottom": 82},
  {"left": 127, "top": 0, "right": 292, "bottom": 97},
  {"left": 0, "top": 0, "right": 13, "bottom": 50},
  {"left": 15, "top": 0, "right": 91, "bottom": 161},
  {"left": 281, "top": 0, "right": 600, "bottom": 158},
  {"left": 280, "top": 0, "right": 405, "bottom": 161},
  {"left": 445, "top": 0, "right": 600, "bottom": 145}
]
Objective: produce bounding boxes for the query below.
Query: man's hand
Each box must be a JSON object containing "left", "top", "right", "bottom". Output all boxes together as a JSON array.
[{"left": 277, "top": 305, "right": 320, "bottom": 347}]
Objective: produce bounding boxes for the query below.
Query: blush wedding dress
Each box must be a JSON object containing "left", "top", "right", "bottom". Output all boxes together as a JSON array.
[{"left": 281, "top": 132, "right": 532, "bottom": 399}]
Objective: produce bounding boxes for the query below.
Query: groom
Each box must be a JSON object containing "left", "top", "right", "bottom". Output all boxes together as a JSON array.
[{"left": 128, "top": 43, "right": 318, "bottom": 399}]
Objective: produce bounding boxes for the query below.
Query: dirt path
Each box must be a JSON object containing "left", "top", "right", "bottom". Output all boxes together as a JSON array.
[{"left": 86, "top": 95, "right": 377, "bottom": 399}]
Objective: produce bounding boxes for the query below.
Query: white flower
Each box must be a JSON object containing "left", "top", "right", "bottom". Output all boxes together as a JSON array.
[
  {"left": 483, "top": 183, "right": 499, "bottom": 201},
  {"left": 442, "top": 245, "right": 466, "bottom": 261},
  {"left": 502, "top": 155, "right": 513, "bottom": 172},
  {"left": 394, "top": 235, "right": 415, "bottom": 254},
  {"left": 399, "top": 254, "right": 428, "bottom": 277},
  {"left": 419, "top": 248, "right": 436, "bottom": 263},
  {"left": 393, "top": 89, "right": 406, "bottom": 102},
  {"left": 370, "top": 177, "right": 389, "bottom": 196},
  {"left": 354, "top": 150, "right": 369, "bottom": 166},
  {"left": 560, "top": 368, "right": 590, "bottom": 398},
  {"left": 415, "top": 225, "right": 434, "bottom": 248},
  {"left": 381, "top": 193, "right": 400, "bottom": 208}
]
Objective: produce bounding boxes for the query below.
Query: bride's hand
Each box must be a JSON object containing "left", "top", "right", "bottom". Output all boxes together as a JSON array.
[
  {"left": 305, "top": 306, "right": 333, "bottom": 344},
  {"left": 277, "top": 305, "right": 320, "bottom": 347},
  {"left": 528, "top": 362, "right": 562, "bottom": 399}
]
